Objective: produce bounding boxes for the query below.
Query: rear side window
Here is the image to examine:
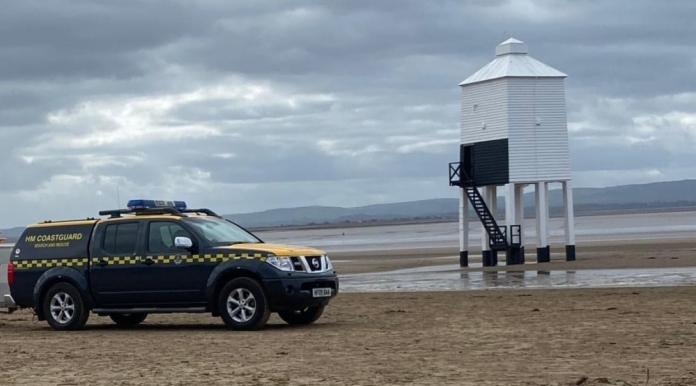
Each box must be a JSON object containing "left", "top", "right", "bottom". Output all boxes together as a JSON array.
[{"left": 102, "top": 223, "right": 139, "bottom": 255}]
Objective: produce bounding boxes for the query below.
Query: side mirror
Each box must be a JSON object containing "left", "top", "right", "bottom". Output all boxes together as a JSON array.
[{"left": 174, "top": 236, "right": 193, "bottom": 249}]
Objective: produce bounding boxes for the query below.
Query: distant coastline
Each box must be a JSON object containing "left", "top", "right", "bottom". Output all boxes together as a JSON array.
[
  {"left": 246, "top": 205, "right": 696, "bottom": 232},
  {"left": 3, "top": 205, "right": 696, "bottom": 243},
  {"left": 5, "top": 178, "right": 696, "bottom": 241}
]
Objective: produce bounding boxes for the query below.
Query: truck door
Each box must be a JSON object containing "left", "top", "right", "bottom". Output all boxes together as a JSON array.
[
  {"left": 90, "top": 220, "right": 145, "bottom": 306},
  {"left": 136, "top": 220, "right": 207, "bottom": 306}
]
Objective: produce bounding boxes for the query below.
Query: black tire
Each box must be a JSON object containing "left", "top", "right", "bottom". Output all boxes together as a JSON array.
[
  {"left": 218, "top": 277, "right": 270, "bottom": 330},
  {"left": 278, "top": 305, "right": 325, "bottom": 325},
  {"left": 109, "top": 313, "right": 148, "bottom": 327},
  {"left": 42, "top": 282, "right": 90, "bottom": 331}
]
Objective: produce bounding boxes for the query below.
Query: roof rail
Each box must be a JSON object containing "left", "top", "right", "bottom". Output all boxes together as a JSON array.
[
  {"left": 98, "top": 207, "right": 220, "bottom": 219},
  {"left": 98, "top": 207, "right": 187, "bottom": 218},
  {"left": 180, "top": 208, "right": 220, "bottom": 217},
  {"left": 40, "top": 218, "right": 98, "bottom": 224}
]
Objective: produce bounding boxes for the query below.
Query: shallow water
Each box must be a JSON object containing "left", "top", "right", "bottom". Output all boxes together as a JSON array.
[
  {"left": 257, "top": 211, "right": 696, "bottom": 252},
  {"left": 338, "top": 266, "right": 696, "bottom": 293}
]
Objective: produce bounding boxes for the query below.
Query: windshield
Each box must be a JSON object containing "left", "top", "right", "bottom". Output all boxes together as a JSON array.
[{"left": 186, "top": 217, "right": 260, "bottom": 245}]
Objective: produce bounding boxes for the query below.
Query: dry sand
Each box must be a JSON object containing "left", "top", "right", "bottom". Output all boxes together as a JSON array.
[
  {"left": 3, "top": 287, "right": 696, "bottom": 385},
  {"left": 3, "top": 238, "right": 696, "bottom": 385}
]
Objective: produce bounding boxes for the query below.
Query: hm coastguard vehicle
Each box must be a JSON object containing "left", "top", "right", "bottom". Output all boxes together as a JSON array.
[{"left": 5, "top": 199, "right": 338, "bottom": 330}]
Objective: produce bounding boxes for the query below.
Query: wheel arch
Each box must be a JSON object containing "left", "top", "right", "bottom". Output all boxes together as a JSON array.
[
  {"left": 33, "top": 268, "right": 93, "bottom": 321},
  {"left": 206, "top": 265, "right": 265, "bottom": 315}
]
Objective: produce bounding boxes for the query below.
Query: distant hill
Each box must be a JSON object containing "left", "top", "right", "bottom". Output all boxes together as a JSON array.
[
  {"left": 223, "top": 199, "right": 461, "bottom": 228},
  {"left": 3, "top": 179, "right": 696, "bottom": 240},
  {"left": 540, "top": 179, "right": 696, "bottom": 207},
  {"left": 0, "top": 227, "right": 24, "bottom": 242},
  {"left": 222, "top": 179, "right": 696, "bottom": 228}
]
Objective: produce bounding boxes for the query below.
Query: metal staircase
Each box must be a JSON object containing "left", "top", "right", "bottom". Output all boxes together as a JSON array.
[{"left": 449, "top": 162, "right": 508, "bottom": 251}]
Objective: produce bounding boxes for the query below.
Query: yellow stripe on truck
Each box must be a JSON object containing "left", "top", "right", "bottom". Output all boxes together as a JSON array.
[{"left": 13, "top": 253, "right": 268, "bottom": 269}]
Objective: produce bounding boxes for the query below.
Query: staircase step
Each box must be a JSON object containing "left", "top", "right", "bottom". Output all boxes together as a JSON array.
[{"left": 465, "top": 190, "right": 509, "bottom": 248}]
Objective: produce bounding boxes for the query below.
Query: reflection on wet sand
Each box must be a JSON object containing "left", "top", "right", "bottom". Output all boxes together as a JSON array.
[
  {"left": 463, "top": 270, "right": 578, "bottom": 289},
  {"left": 339, "top": 266, "right": 695, "bottom": 293}
]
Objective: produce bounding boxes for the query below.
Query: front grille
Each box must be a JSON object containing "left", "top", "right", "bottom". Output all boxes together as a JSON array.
[
  {"left": 304, "top": 255, "right": 323, "bottom": 272},
  {"left": 290, "top": 257, "right": 305, "bottom": 272}
]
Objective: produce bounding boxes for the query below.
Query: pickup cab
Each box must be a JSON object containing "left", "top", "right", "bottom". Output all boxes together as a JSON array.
[{"left": 6, "top": 199, "right": 339, "bottom": 331}]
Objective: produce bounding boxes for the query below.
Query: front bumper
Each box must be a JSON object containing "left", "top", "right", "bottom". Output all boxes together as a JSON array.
[{"left": 263, "top": 272, "right": 339, "bottom": 311}]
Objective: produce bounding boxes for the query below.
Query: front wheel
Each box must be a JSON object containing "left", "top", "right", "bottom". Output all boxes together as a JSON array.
[
  {"left": 109, "top": 313, "right": 148, "bottom": 327},
  {"left": 218, "top": 277, "right": 271, "bottom": 330},
  {"left": 42, "top": 282, "right": 90, "bottom": 331},
  {"left": 278, "top": 305, "right": 325, "bottom": 325}
]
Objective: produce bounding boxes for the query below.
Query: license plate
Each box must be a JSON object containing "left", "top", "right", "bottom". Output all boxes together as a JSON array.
[{"left": 312, "top": 288, "right": 332, "bottom": 297}]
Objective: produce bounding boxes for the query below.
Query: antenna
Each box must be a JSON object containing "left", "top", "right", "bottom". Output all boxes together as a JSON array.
[
  {"left": 116, "top": 184, "right": 121, "bottom": 208},
  {"left": 502, "top": 30, "right": 509, "bottom": 41}
]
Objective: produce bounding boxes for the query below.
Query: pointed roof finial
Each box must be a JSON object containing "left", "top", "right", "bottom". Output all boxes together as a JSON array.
[
  {"left": 459, "top": 37, "right": 566, "bottom": 86},
  {"left": 496, "top": 38, "right": 527, "bottom": 56}
]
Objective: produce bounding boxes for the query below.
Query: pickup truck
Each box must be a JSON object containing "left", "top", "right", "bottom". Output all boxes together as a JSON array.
[
  {"left": 1, "top": 241, "right": 14, "bottom": 312},
  {"left": 6, "top": 199, "right": 339, "bottom": 331}
]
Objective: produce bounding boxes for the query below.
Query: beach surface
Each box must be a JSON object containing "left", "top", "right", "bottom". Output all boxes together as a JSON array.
[
  {"left": 3, "top": 287, "right": 696, "bottom": 385},
  {"left": 3, "top": 211, "right": 696, "bottom": 385}
]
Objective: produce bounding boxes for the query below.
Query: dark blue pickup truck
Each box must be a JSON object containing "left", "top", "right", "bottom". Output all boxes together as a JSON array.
[{"left": 5, "top": 199, "right": 339, "bottom": 331}]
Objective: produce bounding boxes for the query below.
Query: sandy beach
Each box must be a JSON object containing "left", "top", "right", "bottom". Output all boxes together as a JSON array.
[
  {"left": 3, "top": 216, "right": 696, "bottom": 385},
  {"left": 2, "top": 286, "right": 696, "bottom": 385}
]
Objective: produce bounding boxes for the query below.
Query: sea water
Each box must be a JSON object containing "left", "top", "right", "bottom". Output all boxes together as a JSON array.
[{"left": 256, "top": 210, "right": 696, "bottom": 252}]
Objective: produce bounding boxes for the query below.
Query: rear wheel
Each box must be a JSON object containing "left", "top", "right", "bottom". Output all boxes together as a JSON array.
[
  {"left": 109, "top": 313, "right": 148, "bottom": 327},
  {"left": 278, "top": 305, "right": 325, "bottom": 325},
  {"left": 42, "top": 282, "right": 90, "bottom": 331},
  {"left": 218, "top": 277, "right": 270, "bottom": 330}
]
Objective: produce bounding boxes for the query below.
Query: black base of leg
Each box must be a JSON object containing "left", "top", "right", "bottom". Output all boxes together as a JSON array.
[
  {"left": 537, "top": 246, "right": 550, "bottom": 263},
  {"left": 491, "top": 250, "right": 498, "bottom": 266},
  {"left": 506, "top": 247, "right": 524, "bottom": 265},
  {"left": 566, "top": 245, "right": 576, "bottom": 261},
  {"left": 460, "top": 250, "right": 469, "bottom": 267},
  {"left": 482, "top": 250, "right": 493, "bottom": 267}
]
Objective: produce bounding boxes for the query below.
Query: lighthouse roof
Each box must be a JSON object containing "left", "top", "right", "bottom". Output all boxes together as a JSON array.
[{"left": 459, "top": 38, "right": 566, "bottom": 86}]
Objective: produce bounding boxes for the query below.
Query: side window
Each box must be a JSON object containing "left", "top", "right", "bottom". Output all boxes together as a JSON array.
[
  {"left": 102, "top": 222, "right": 139, "bottom": 255},
  {"left": 147, "top": 222, "right": 192, "bottom": 253}
]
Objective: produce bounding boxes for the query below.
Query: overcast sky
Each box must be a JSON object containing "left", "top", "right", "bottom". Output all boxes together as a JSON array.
[{"left": 1, "top": 0, "right": 695, "bottom": 228}]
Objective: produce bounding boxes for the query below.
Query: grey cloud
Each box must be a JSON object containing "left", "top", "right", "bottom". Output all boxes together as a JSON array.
[
  {"left": 1, "top": 0, "right": 696, "bottom": 227},
  {"left": 0, "top": 0, "right": 222, "bottom": 81},
  {"left": 170, "top": 97, "right": 337, "bottom": 123},
  {"left": 190, "top": 147, "right": 451, "bottom": 185},
  {"left": 569, "top": 141, "right": 679, "bottom": 172},
  {"left": 0, "top": 155, "right": 79, "bottom": 193}
]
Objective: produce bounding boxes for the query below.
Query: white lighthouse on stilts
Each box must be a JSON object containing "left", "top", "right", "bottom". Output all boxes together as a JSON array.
[{"left": 449, "top": 37, "right": 575, "bottom": 267}]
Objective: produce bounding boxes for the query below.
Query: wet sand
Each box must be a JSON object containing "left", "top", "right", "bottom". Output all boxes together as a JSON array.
[
  {"left": 3, "top": 287, "right": 696, "bottom": 385},
  {"left": 330, "top": 237, "right": 696, "bottom": 274}
]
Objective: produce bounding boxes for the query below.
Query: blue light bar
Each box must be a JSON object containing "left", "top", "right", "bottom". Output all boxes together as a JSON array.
[{"left": 127, "top": 199, "right": 187, "bottom": 210}]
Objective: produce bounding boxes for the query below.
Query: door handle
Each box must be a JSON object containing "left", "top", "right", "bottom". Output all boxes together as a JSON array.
[
  {"left": 141, "top": 257, "right": 154, "bottom": 266},
  {"left": 97, "top": 260, "right": 108, "bottom": 267}
]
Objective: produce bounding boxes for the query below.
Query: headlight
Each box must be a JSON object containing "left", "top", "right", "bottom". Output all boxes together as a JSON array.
[
  {"left": 324, "top": 255, "right": 333, "bottom": 270},
  {"left": 266, "top": 256, "right": 294, "bottom": 272}
]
